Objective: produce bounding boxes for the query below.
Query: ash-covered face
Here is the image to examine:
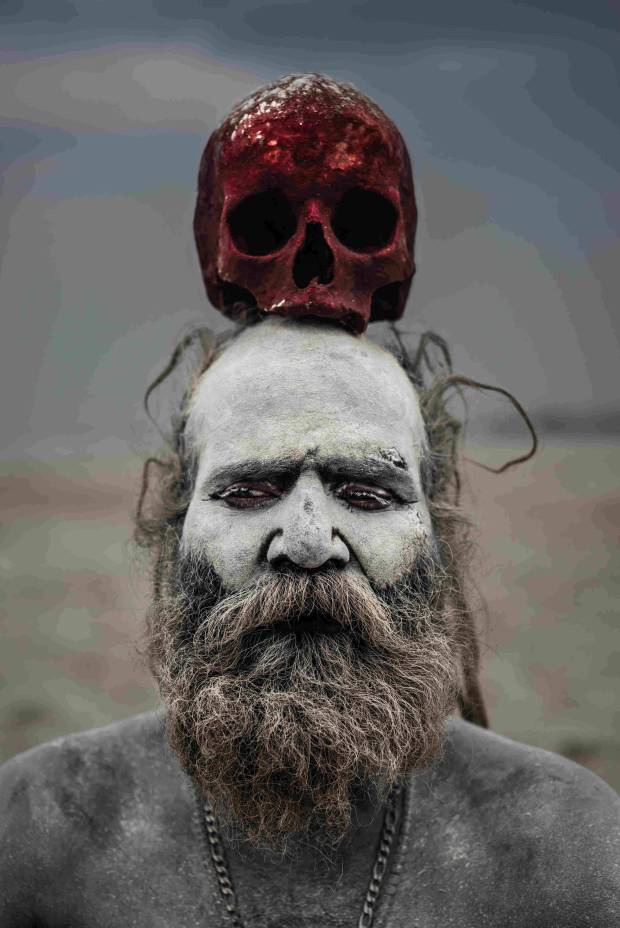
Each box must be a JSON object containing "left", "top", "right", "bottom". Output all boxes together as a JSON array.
[
  {"left": 148, "top": 321, "right": 461, "bottom": 848},
  {"left": 181, "top": 319, "right": 432, "bottom": 589}
]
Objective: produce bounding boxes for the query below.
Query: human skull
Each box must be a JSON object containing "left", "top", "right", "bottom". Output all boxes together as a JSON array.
[{"left": 194, "top": 74, "right": 417, "bottom": 334}]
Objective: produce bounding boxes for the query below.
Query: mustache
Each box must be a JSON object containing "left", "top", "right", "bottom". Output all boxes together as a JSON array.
[{"left": 164, "top": 547, "right": 447, "bottom": 676}]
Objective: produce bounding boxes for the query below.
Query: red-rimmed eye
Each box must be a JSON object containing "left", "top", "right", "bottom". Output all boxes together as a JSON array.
[
  {"left": 335, "top": 483, "right": 394, "bottom": 511},
  {"left": 214, "top": 483, "right": 282, "bottom": 509}
]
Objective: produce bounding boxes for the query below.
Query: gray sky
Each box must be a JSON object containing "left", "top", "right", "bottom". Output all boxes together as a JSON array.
[{"left": 2, "top": 0, "right": 619, "bottom": 459}]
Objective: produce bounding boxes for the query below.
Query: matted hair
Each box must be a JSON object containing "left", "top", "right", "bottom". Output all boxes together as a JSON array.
[{"left": 135, "top": 324, "right": 536, "bottom": 730}]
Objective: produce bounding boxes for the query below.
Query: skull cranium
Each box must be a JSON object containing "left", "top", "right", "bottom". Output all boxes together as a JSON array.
[{"left": 194, "top": 74, "right": 417, "bottom": 334}]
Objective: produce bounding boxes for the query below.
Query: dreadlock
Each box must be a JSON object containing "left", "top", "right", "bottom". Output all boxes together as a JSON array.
[{"left": 135, "top": 324, "right": 536, "bottom": 731}]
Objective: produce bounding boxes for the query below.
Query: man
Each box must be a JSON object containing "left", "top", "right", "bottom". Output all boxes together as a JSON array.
[{"left": 1, "top": 319, "right": 618, "bottom": 926}]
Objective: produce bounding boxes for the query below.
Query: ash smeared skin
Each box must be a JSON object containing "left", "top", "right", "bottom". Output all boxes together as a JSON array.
[{"left": 182, "top": 318, "right": 431, "bottom": 590}]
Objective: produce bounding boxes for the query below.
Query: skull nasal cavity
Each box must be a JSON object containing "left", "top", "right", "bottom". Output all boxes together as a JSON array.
[{"left": 293, "top": 223, "right": 335, "bottom": 289}]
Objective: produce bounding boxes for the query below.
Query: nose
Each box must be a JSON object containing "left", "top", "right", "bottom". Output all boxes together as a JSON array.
[
  {"left": 266, "top": 477, "right": 349, "bottom": 570},
  {"left": 293, "top": 222, "right": 335, "bottom": 289}
]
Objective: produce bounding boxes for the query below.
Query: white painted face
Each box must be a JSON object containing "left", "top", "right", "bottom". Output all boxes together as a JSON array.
[{"left": 181, "top": 319, "right": 433, "bottom": 590}]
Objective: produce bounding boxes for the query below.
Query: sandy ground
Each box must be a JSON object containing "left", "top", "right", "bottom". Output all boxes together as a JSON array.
[{"left": 1, "top": 444, "right": 618, "bottom": 791}]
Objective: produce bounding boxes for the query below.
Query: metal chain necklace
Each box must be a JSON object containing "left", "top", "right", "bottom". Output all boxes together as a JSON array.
[{"left": 201, "top": 782, "right": 402, "bottom": 928}]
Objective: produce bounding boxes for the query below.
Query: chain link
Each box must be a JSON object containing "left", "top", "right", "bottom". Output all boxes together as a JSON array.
[
  {"left": 357, "top": 783, "right": 400, "bottom": 928},
  {"left": 202, "top": 782, "right": 402, "bottom": 928},
  {"left": 203, "top": 803, "right": 245, "bottom": 928}
]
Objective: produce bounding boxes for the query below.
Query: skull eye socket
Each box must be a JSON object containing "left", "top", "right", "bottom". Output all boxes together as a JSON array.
[
  {"left": 227, "top": 189, "right": 297, "bottom": 256},
  {"left": 331, "top": 187, "right": 398, "bottom": 253}
]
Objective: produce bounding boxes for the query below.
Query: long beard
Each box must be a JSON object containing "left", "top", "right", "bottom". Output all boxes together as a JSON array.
[{"left": 146, "top": 550, "right": 462, "bottom": 849}]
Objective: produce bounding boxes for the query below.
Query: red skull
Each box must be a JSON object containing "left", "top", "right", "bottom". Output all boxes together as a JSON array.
[{"left": 194, "top": 74, "right": 417, "bottom": 334}]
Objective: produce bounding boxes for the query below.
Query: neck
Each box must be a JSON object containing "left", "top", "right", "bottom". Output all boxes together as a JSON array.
[
  {"left": 200, "top": 779, "right": 406, "bottom": 928},
  {"left": 225, "top": 780, "right": 393, "bottom": 869}
]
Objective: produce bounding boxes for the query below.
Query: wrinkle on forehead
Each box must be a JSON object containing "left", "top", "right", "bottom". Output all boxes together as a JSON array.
[{"left": 186, "top": 320, "right": 426, "bottom": 464}]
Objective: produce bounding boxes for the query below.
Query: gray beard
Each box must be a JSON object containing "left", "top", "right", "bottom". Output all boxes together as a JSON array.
[{"left": 145, "top": 549, "right": 462, "bottom": 849}]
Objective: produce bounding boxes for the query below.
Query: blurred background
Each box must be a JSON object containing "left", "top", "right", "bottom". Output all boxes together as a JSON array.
[{"left": 1, "top": 0, "right": 619, "bottom": 789}]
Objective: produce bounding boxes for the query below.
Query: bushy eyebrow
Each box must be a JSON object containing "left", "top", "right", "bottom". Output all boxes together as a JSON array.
[
  {"left": 201, "top": 451, "right": 419, "bottom": 501},
  {"left": 202, "top": 456, "right": 303, "bottom": 493}
]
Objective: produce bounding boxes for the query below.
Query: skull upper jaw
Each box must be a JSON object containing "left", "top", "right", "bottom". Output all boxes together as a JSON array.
[{"left": 211, "top": 278, "right": 415, "bottom": 335}]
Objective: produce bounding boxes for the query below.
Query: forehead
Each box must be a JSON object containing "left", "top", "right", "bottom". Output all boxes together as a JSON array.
[{"left": 186, "top": 322, "right": 426, "bottom": 476}]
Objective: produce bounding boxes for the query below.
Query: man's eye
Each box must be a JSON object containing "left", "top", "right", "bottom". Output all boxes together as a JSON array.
[
  {"left": 335, "top": 483, "right": 393, "bottom": 511},
  {"left": 214, "top": 483, "right": 281, "bottom": 509}
]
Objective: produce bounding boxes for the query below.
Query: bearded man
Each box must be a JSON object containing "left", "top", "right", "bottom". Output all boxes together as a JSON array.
[{"left": 1, "top": 319, "right": 618, "bottom": 927}]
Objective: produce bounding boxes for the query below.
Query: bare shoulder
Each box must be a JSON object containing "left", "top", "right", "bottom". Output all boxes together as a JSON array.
[
  {"left": 0, "top": 711, "right": 176, "bottom": 834},
  {"left": 0, "top": 712, "right": 182, "bottom": 924},
  {"left": 413, "top": 719, "right": 620, "bottom": 925},
  {"left": 442, "top": 717, "right": 620, "bottom": 824},
  {"left": 0, "top": 711, "right": 169, "bottom": 817}
]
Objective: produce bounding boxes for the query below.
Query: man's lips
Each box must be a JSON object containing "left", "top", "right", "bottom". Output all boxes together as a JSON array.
[
  {"left": 251, "top": 616, "right": 343, "bottom": 638},
  {"left": 288, "top": 616, "right": 341, "bottom": 634}
]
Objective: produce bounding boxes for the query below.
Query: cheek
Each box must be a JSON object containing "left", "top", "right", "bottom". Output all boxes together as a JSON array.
[
  {"left": 181, "top": 499, "right": 267, "bottom": 590},
  {"left": 340, "top": 505, "right": 432, "bottom": 587}
]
